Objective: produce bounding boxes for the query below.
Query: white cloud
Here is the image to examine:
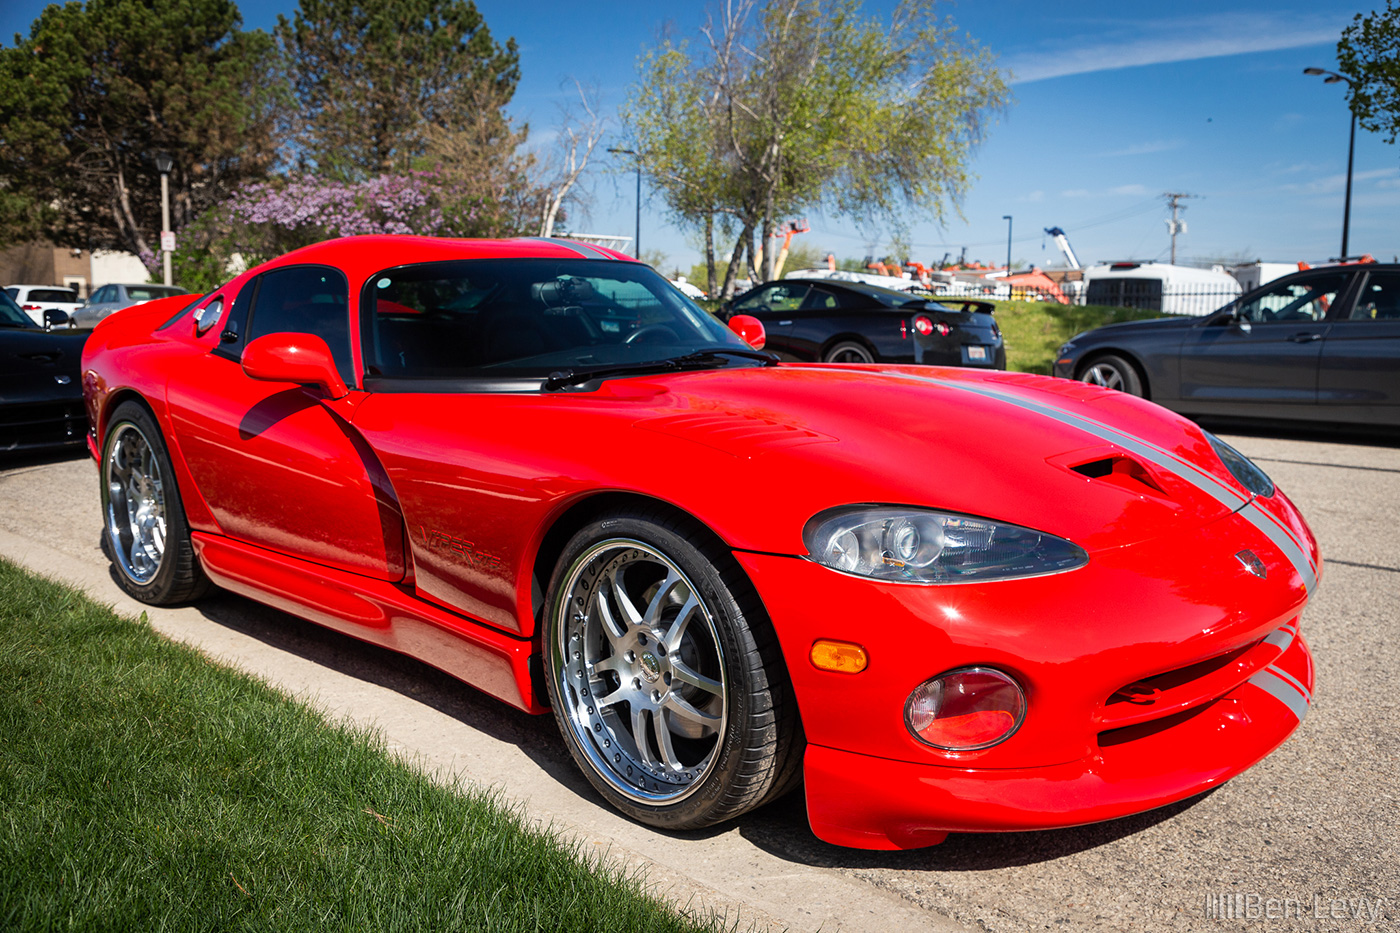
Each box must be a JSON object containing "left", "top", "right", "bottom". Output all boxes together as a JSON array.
[
  {"left": 1110, "top": 184, "right": 1149, "bottom": 196},
  {"left": 1099, "top": 139, "right": 1185, "bottom": 157},
  {"left": 1281, "top": 167, "right": 1400, "bottom": 194},
  {"left": 1024, "top": 190, "right": 1045, "bottom": 202},
  {"left": 1003, "top": 13, "right": 1346, "bottom": 84}
]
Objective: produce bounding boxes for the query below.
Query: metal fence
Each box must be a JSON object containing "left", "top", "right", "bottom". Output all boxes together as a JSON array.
[{"left": 923, "top": 281, "right": 1243, "bottom": 317}]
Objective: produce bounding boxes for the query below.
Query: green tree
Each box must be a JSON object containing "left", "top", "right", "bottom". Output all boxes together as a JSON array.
[
  {"left": 0, "top": 0, "right": 279, "bottom": 257},
  {"left": 623, "top": 0, "right": 1009, "bottom": 298},
  {"left": 276, "top": 0, "right": 520, "bottom": 180},
  {"left": 1337, "top": 1, "right": 1400, "bottom": 146}
]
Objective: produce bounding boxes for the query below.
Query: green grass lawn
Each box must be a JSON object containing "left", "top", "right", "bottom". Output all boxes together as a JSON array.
[
  {"left": 991, "top": 301, "right": 1166, "bottom": 375},
  {"left": 0, "top": 559, "right": 723, "bottom": 933}
]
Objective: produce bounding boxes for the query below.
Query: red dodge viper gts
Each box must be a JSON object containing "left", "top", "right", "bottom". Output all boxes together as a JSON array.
[{"left": 81, "top": 236, "right": 1318, "bottom": 850}]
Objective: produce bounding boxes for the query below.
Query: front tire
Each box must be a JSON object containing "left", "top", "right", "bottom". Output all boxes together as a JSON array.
[
  {"left": 1078, "top": 353, "right": 1144, "bottom": 396},
  {"left": 543, "top": 506, "right": 801, "bottom": 830},
  {"left": 100, "top": 401, "right": 210, "bottom": 605}
]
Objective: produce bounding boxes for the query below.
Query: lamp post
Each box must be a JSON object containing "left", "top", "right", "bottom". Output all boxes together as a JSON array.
[
  {"left": 607, "top": 147, "right": 641, "bottom": 258},
  {"left": 1303, "top": 67, "right": 1357, "bottom": 259},
  {"left": 153, "top": 151, "right": 174, "bottom": 286},
  {"left": 1002, "top": 215, "right": 1012, "bottom": 272}
]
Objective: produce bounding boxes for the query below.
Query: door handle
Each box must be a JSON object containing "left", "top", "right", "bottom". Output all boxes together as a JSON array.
[{"left": 1287, "top": 332, "right": 1322, "bottom": 343}]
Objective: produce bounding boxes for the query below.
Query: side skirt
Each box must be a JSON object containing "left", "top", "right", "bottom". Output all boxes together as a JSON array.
[{"left": 191, "top": 531, "right": 545, "bottom": 713}]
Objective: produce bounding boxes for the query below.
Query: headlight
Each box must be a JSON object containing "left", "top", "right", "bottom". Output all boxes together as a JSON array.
[
  {"left": 906, "top": 667, "right": 1026, "bottom": 750},
  {"left": 803, "top": 506, "right": 1088, "bottom": 584},
  {"left": 1206, "top": 433, "right": 1274, "bottom": 498}
]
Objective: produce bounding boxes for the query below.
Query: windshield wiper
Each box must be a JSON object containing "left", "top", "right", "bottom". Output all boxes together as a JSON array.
[{"left": 543, "top": 346, "right": 776, "bottom": 391}]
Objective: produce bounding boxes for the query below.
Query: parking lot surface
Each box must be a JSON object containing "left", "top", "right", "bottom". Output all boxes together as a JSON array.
[{"left": 1, "top": 429, "right": 1395, "bottom": 932}]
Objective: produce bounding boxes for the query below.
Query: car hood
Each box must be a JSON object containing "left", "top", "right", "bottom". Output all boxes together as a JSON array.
[
  {"left": 1069, "top": 315, "right": 1196, "bottom": 343},
  {"left": 615, "top": 363, "right": 1253, "bottom": 555}
]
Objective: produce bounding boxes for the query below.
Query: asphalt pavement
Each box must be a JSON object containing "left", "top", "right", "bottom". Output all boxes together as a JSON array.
[{"left": 1, "top": 428, "right": 1395, "bottom": 932}]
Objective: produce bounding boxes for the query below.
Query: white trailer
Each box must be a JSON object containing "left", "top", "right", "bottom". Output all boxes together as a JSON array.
[{"left": 1081, "top": 261, "right": 1241, "bottom": 317}]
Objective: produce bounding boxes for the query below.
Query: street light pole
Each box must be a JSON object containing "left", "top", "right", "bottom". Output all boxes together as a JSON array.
[
  {"left": 153, "top": 151, "right": 174, "bottom": 286},
  {"left": 1002, "top": 215, "right": 1012, "bottom": 272},
  {"left": 607, "top": 147, "right": 641, "bottom": 258},
  {"left": 1303, "top": 68, "right": 1357, "bottom": 259}
]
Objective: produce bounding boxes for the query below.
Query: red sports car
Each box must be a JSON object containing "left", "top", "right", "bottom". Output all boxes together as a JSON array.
[{"left": 81, "top": 236, "right": 1318, "bottom": 850}]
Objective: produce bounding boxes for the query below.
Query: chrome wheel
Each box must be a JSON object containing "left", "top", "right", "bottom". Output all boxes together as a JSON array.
[
  {"left": 104, "top": 421, "right": 167, "bottom": 585},
  {"left": 552, "top": 538, "right": 728, "bottom": 804},
  {"left": 1077, "top": 353, "right": 1143, "bottom": 396},
  {"left": 1081, "top": 362, "right": 1124, "bottom": 390}
]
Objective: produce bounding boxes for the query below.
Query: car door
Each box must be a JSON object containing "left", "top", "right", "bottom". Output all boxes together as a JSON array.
[
  {"left": 1175, "top": 271, "right": 1350, "bottom": 420},
  {"left": 166, "top": 265, "right": 406, "bottom": 580},
  {"left": 729, "top": 283, "right": 809, "bottom": 359},
  {"left": 1317, "top": 269, "right": 1400, "bottom": 426}
]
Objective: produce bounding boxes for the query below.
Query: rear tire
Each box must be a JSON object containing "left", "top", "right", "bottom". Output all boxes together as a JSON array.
[
  {"left": 823, "top": 340, "right": 875, "bottom": 364},
  {"left": 543, "top": 506, "right": 801, "bottom": 830},
  {"left": 100, "top": 401, "right": 211, "bottom": 605},
  {"left": 1078, "top": 353, "right": 1144, "bottom": 396}
]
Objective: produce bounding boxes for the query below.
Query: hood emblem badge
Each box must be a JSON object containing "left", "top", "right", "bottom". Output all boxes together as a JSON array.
[{"left": 1236, "top": 549, "right": 1267, "bottom": 579}]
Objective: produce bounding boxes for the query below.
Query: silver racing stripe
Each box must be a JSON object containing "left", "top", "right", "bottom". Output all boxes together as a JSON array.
[
  {"left": 523, "top": 236, "right": 614, "bottom": 260},
  {"left": 883, "top": 371, "right": 1319, "bottom": 593},
  {"left": 1263, "top": 625, "right": 1297, "bottom": 653},
  {"left": 1264, "top": 662, "right": 1312, "bottom": 704},
  {"left": 1247, "top": 667, "right": 1311, "bottom": 723}
]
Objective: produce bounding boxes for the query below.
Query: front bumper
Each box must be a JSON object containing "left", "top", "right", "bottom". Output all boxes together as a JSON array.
[
  {"left": 733, "top": 500, "right": 1317, "bottom": 849},
  {"left": 803, "top": 630, "right": 1312, "bottom": 849}
]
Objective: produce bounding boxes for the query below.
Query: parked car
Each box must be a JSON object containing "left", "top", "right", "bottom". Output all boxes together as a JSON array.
[
  {"left": 0, "top": 288, "right": 88, "bottom": 453},
  {"left": 719, "top": 278, "right": 1006, "bottom": 368},
  {"left": 71, "top": 283, "right": 188, "bottom": 328},
  {"left": 1054, "top": 263, "right": 1400, "bottom": 427},
  {"left": 83, "top": 235, "right": 1317, "bottom": 850},
  {"left": 5, "top": 284, "right": 85, "bottom": 328}
]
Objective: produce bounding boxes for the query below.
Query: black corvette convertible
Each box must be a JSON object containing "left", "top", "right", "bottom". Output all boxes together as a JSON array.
[
  {"left": 719, "top": 277, "right": 1006, "bottom": 369},
  {"left": 0, "top": 289, "right": 88, "bottom": 454}
]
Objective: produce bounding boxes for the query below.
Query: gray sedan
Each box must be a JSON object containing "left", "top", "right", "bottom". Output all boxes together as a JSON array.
[
  {"left": 71, "top": 283, "right": 187, "bottom": 328},
  {"left": 1053, "top": 263, "right": 1400, "bottom": 427}
]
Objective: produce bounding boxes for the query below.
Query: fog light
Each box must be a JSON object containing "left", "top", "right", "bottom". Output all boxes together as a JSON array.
[{"left": 905, "top": 667, "right": 1025, "bottom": 750}]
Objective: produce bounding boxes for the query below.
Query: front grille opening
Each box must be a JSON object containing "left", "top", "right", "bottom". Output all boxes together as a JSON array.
[
  {"left": 1106, "top": 643, "right": 1253, "bottom": 707},
  {"left": 1098, "top": 703, "right": 1211, "bottom": 748}
]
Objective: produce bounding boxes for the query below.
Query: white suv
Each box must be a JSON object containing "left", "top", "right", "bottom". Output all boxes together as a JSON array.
[{"left": 4, "top": 284, "right": 85, "bottom": 328}]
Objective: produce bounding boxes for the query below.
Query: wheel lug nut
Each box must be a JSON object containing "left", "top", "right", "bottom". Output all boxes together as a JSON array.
[
  {"left": 637, "top": 633, "right": 647, "bottom": 646},
  {"left": 657, "top": 643, "right": 666, "bottom": 656},
  {"left": 632, "top": 677, "right": 641, "bottom": 689},
  {"left": 625, "top": 650, "right": 635, "bottom": 663},
  {"left": 663, "top": 672, "right": 672, "bottom": 685}
]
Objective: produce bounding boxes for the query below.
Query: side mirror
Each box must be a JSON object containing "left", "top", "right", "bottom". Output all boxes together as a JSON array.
[
  {"left": 728, "top": 313, "right": 766, "bottom": 350},
  {"left": 43, "top": 308, "right": 70, "bottom": 330},
  {"left": 242, "top": 333, "right": 349, "bottom": 399}
]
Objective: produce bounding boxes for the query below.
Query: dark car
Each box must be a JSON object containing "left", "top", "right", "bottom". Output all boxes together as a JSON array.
[
  {"left": 1053, "top": 264, "right": 1400, "bottom": 427},
  {"left": 0, "top": 288, "right": 89, "bottom": 453},
  {"left": 719, "top": 278, "right": 1006, "bottom": 368}
]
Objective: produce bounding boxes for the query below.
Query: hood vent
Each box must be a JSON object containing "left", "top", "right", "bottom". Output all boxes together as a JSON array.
[{"left": 1070, "top": 454, "right": 1168, "bottom": 497}]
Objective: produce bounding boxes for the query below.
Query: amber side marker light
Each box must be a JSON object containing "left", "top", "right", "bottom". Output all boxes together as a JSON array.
[{"left": 810, "top": 639, "right": 868, "bottom": 674}]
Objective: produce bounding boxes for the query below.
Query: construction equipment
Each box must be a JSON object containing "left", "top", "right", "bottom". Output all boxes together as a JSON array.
[{"left": 1043, "top": 227, "right": 1081, "bottom": 270}]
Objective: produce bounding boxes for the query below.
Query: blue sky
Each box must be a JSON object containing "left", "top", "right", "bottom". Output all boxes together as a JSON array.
[{"left": 5, "top": 0, "right": 1396, "bottom": 272}]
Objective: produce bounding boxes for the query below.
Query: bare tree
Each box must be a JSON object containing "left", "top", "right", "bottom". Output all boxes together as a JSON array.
[{"left": 538, "top": 80, "right": 607, "bottom": 237}]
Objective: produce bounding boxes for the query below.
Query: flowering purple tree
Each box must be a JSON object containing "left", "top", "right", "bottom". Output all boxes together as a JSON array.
[{"left": 172, "top": 170, "right": 527, "bottom": 290}]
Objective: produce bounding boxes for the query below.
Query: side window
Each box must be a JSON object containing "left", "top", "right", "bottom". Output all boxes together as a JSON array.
[
  {"left": 1235, "top": 274, "right": 1346, "bottom": 323},
  {"left": 91, "top": 286, "right": 110, "bottom": 303},
  {"left": 734, "top": 283, "right": 809, "bottom": 313},
  {"left": 1348, "top": 273, "right": 1400, "bottom": 320},
  {"left": 801, "top": 287, "right": 847, "bottom": 311},
  {"left": 245, "top": 265, "right": 353, "bottom": 382}
]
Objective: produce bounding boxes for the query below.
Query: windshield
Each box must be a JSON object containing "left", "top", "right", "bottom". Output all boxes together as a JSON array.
[
  {"left": 0, "top": 291, "right": 35, "bottom": 328},
  {"left": 856, "top": 284, "right": 933, "bottom": 308},
  {"left": 127, "top": 286, "right": 186, "bottom": 301},
  {"left": 362, "top": 259, "right": 750, "bottom": 379}
]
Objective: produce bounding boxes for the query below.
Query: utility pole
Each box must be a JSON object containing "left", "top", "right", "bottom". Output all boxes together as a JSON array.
[{"left": 1163, "top": 192, "right": 1195, "bottom": 265}]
